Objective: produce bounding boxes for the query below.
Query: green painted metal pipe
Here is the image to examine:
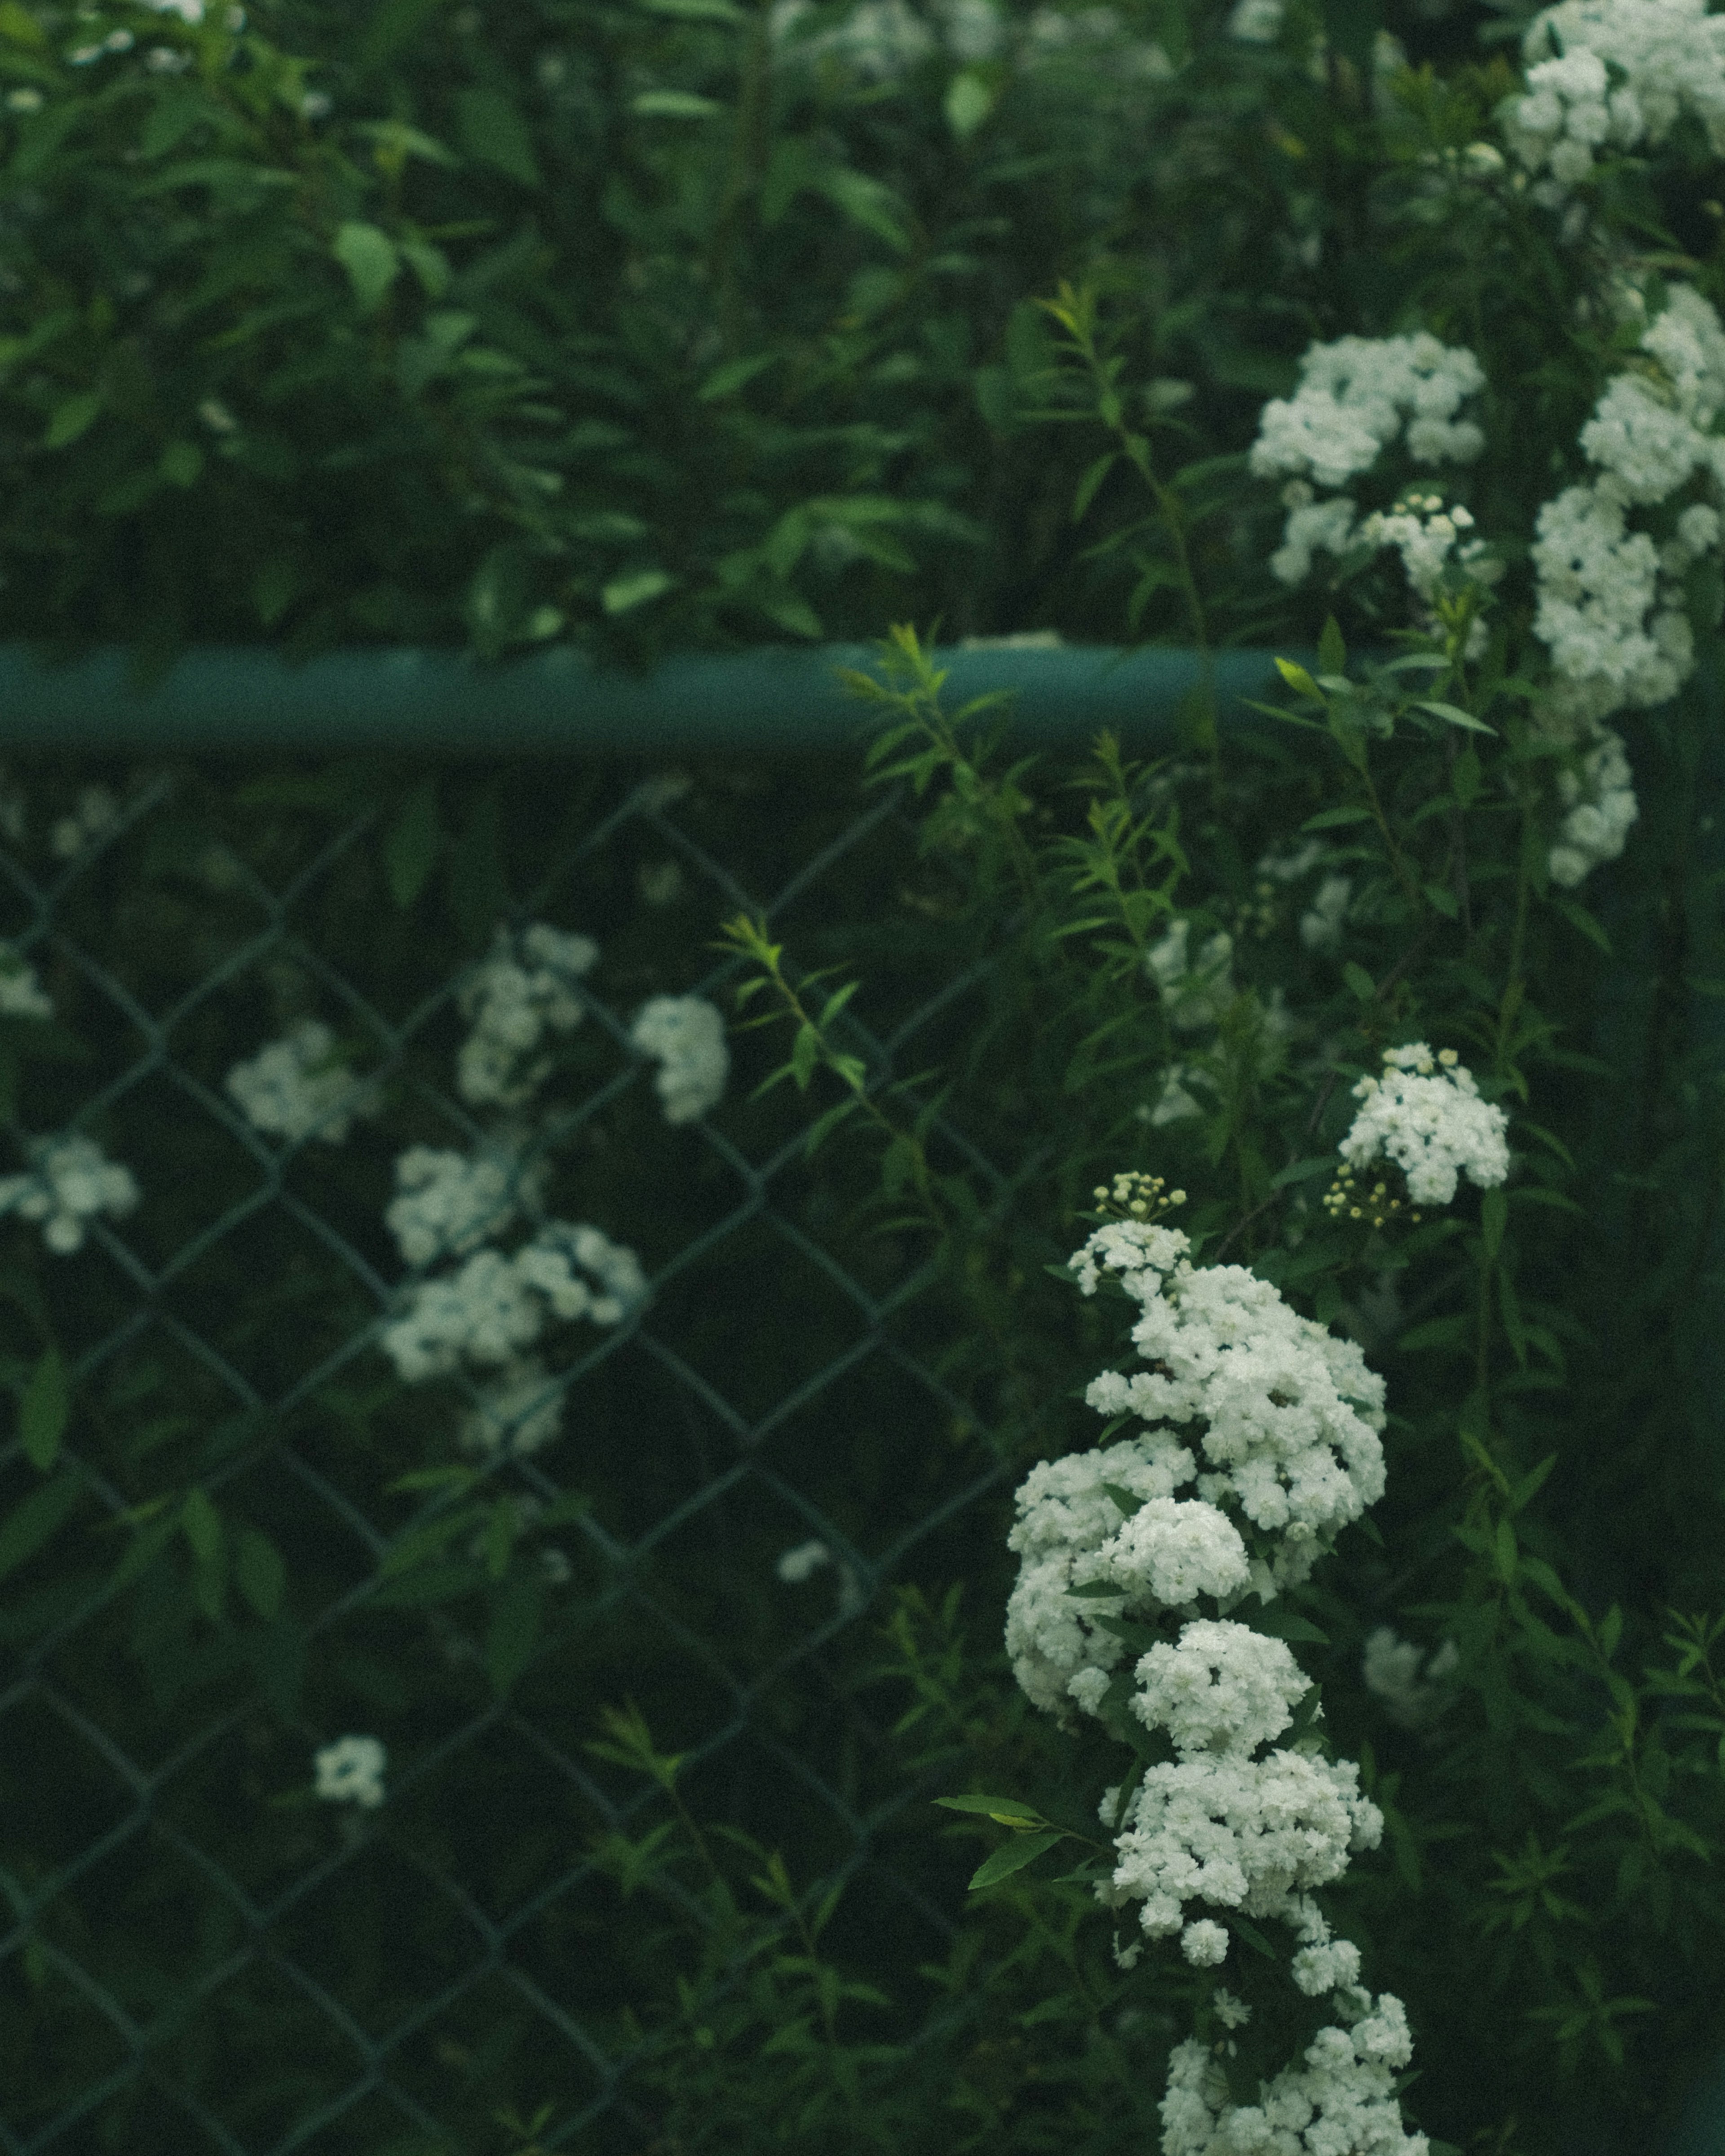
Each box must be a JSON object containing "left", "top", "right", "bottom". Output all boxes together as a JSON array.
[{"left": 0, "top": 640, "right": 1331, "bottom": 757}]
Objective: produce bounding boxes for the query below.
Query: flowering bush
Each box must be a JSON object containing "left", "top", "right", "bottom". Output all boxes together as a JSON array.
[{"left": 1, "top": 0, "right": 1725, "bottom": 2151}]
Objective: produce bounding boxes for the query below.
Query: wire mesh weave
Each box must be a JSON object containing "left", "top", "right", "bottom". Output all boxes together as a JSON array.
[{"left": 0, "top": 741, "right": 1031, "bottom": 2155}]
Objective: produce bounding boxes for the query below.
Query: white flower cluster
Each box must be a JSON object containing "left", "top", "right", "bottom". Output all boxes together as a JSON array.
[
  {"left": 0, "top": 1133, "right": 141, "bottom": 1254},
  {"left": 628, "top": 995, "right": 730, "bottom": 1125},
  {"left": 1102, "top": 1745, "right": 1381, "bottom": 1952},
  {"left": 1006, "top": 1221, "right": 1385, "bottom": 1727},
  {"left": 0, "top": 943, "right": 53, "bottom": 1020},
  {"left": 385, "top": 1132, "right": 548, "bottom": 1268},
  {"left": 1162, "top": 1988, "right": 1429, "bottom": 2156},
  {"left": 1076, "top": 1224, "right": 1389, "bottom": 1577},
  {"left": 314, "top": 1734, "right": 386, "bottom": 1809},
  {"left": 379, "top": 1219, "right": 646, "bottom": 1386},
  {"left": 1525, "top": 281, "right": 1725, "bottom": 880},
  {"left": 1148, "top": 919, "right": 1238, "bottom": 1031},
  {"left": 1251, "top": 331, "right": 1487, "bottom": 488},
  {"left": 454, "top": 922, "right": 598, "bottom": 1109},
  {"left": 49, "top": 784, "right": 122, "bottom": 861},
  {"left": 768, "top": 0, "right": 1172, "bottom": 85},
  {"left": 1250, "top": 336, "right": 1495, "bottom": 652},
  {"left": 225, "top": 1019, "right": 385, "bottom": 1147},
  {"left": 1300, "top": 875, "right": 1353, "bottom": 956},
  {"left": 1362, "top": 1627, "right": 1460, "bottom": 1731},
  {"left": 1010, "top": 1203, "right": 1424, "bottom": 2141},
  {"left": 1498, "top": 0, "right": 1725, "bottom": 201},
  {"left": 1339, "top": 1045, "right": 1509, "bottom": 1208}
]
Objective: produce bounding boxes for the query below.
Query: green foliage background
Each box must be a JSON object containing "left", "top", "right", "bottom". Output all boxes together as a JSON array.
[{"left": 0, "top": 0, "right": 1723, "bottom": 2154}]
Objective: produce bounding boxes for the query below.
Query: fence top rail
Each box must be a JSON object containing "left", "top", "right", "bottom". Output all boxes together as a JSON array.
[{"left": 0, "top": 639, "right": 1331, "bottom": 757}]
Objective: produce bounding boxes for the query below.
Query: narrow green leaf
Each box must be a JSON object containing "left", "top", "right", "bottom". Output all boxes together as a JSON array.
[
  {"left": 602, "top": 568, "right": 677, "bottom": 615},
  {"left": 18, "top": 1345, "right": 68, "bottom": 1473},
  {"left": 943, "top": 66, "right": 996, "bottom": 141},
  {"left": 697, "top": 354, "right": 778, "bottom": 403},
  {"left": 1318, "top": 615, "right": 1347, "bottom": 674},
  {"left": 1072, "top": 451, "right": 1118, "bottom": 524},
  {"left": 1275, "top": 656, "right": 1322, "bottom": 701},
  {"left": 1481, "top": 1186, "right": 1508, "bottom": 1262},
  {"left": 1414, "top": 699, "right": 1496, "bottom": 735},
  {"left": 969, "top": 1829, "right": 1065, "bottom": 1890},
  {"left": 1342, "top": 961, "right": 1376, "bottom": 1003},
  {"left": 1495, "top": 1515, "right": 1518, "bottom": 1583},
  {"left": 790, "top": 1023, "right": 820, "bottom": 1091},
  {"left": 933, "top": 1794, "right": 1050, "bottom": 1823},
  {"left": 630, "top": 89, "right": 723, "bottom": 117},
  {"left": 1300, "top": 804, "right": 1373, "bottom": 830}
]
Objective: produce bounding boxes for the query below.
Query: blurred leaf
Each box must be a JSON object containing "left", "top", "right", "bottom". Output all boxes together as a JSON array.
[
  {"left": 0, "top": 1466, "right": 82, "bottom": 1585},
  {"left": 384, "top": 778, "right": 442, "bottom": 909},
  {"left": 454, "top": 86, "right": 541, "bottom": 187},
  {"left": 18, "top": 1346, "right": 68, "bottom": 1473},
  {"left": 332, "top": 221, "right": 401, "bottom": 315}
]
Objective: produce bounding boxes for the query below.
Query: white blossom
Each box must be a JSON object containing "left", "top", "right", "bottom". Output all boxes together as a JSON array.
[
  {"left": 1548, "top": 725, "right": 1639, "bottom": 886},
  {"left": 776, "top": 1537, "right": 832, "bottom": 1584},
  {"left": 314, "top": 1734, "right": 386, "bottom": 1809},
  {"left": 0, "top": 943, "right": 53, "bottom": 1020},
  {"left": 1148, "top": 920, "right": 1237, "bottom": 1029},
  {"left": 455, "top": 1354, "right": 565, "bottom": 1461},
  {"left": 1300, "top": 874, "right": 1353, "bottom": 955},
  {"left": 226, "top": 1019, "right": 384, "bottom": 1147},
  {"left": 1102, "top": 1748, "right": 1382, "bottom": 1939},
  {"left": 1498, "top": 0, "right": 1725, "bottom": 199},
  {"left": 1132, "top": 1619, "right": 1311, "bottom": 1757},
  {"left": 385, "top": 1134, "right": 548, "bottom": 1267},
  {"left": 510, "top": 1218, "right": 648, "bottom": 1326},
  {"left": 1250, "top": 335, "right": 1486, "bottom": 493},
  {"left": 1182, "top": 1918, "right": 1231, "bottom": 1966},
  {"left": 0, "top": 1133, "right": 141, "bottom": 1253},
  {"left": 1362, "top": 1626, "right": 1460, "bottom": 1730},
  {"left": 49, "top": 784, "right": 121, "bottom": 860},
  {"left": 1339, "top": 1044, "right": 1509, "bottom": 1207},
  {"left": 455, "top": 921, "right": 598, "bottom": 1109},
  {"left": 629, "top": 994, "right": 730, "bottom": 1124},
  {"left": 1161, "top": 1991, "right": 1428, "bottom": 2156},
  {"left": 1074, "top": 1223, "right": 1388, "bottom": 1585}
]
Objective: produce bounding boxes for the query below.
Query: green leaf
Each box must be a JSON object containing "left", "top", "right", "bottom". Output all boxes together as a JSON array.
[
  {"left": 1270, "top": 1157, "right": 1336, "bottom": 1191},
  {"left": 1552, "top": 896, "right": 1612, "bottom": 956},
  {"left": 1274, "top": 657, "right": 1322, "bottom": 701},
  {"left": 44, "top": 391, "right": 103, "bottom": 450},
  {"left": 630, "top": 89, "right": 723, "bottom": 117},
  {"left": 790, "top": 1023, "right": 820, "bottom": 1090},
  {"left": 1414, "top": 699, "right": 1495, "bottom": 735},
  {"left": 453, "top": 86, "right": 541, "bottom": 187},
  {"left": 385, "top": 778, "right": 442, "bottom": 909},
  {"left": 1495, "top": 1515, "right": 1518, "bottom": 1584},
  {"left": 943, "top": 66, "right": 996, "bottom": 141},
  {"left": 697, "top": 354, "right": 778, "bottom": 403},
  {"left": 180, "top": 1487, "right": 224, "bottom": 1567},
  {"left": 637, "top": 0, "right": 748, "bottom": 17},
  {"left": 357, "top": 0, "right": 450, "bottom": 72},
  {"left": 969, "top": 1829, "right": 1065, "bottom": 1890},
  {"left": 486, "top": 1572, "right": 547, "bottom": 1697},
  {"left": 602, "top": 569, "right": 677, "bottom": 615},
  {"left": 18, "top": 1345, "right": 68, "bottom": 1473},
  {"left": 159, "top": 439, "right": 204, "bottom": 489},
  {"left": 1397, "top": 1314, "right": 1471, "bottom": 1354},
  {"left": 1318, "top": 615, "right": 1347, "bottom": 675},
  {"left": 234, "top": 1527, "right": 286, "bottom": 1620},
  {"left": 811, "top": 165, "right": 913, "bottom": 253},
  {"left": 933, "top": 1794, "right": 1049, "bottom": 1824},
  {"left": 1342, "top": 961, "right": 1376, "bottom": 1003},
  {"left": 0, "top": 1466, "right": 83, "bottom": 1586},
  {"left": 1072, "top": 451, "right": 1118, "bottom": 524},
  {"left": 332, "top": 221, "right": 401, "bottom": 315},
  {"left": 0, "top": 1, "right": 47, "bottom": 44},
  {"left": 1252, "top": 1607, "right": 1330, "bottom": 1646},
  {"left": 1301, "top": 804, "right": 1373, "bottom": 830}
]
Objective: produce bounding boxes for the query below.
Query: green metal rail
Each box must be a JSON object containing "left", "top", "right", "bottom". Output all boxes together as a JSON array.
[{"left": 0, "top": 640, "right": 1325, "bottom": 756}]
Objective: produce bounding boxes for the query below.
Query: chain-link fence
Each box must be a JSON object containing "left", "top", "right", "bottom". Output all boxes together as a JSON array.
[
  {"left": 0, "top": 726, "right": 1068, "bottom": 2156},
  {"left": 3, "top": 629, "right": 1722, "bottom": 2156}
]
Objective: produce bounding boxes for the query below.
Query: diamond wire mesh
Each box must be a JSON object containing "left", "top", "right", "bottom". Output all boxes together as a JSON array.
[{"left": 0, "top": 742, "right": 1047, "bottom": 2155}]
